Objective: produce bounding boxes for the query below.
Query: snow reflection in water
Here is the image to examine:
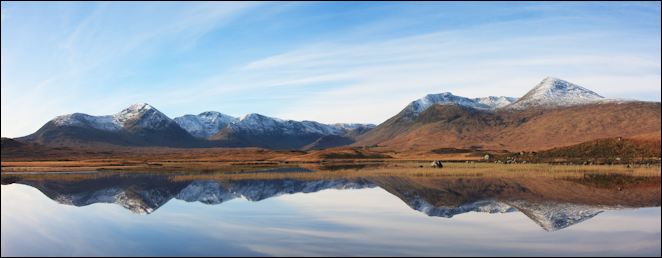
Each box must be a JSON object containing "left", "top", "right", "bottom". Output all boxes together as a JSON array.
[{"left": 1, "top": 171, "right": 660, "bottom": 256}]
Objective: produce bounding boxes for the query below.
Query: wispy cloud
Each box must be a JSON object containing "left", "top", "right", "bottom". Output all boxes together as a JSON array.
[
  {"left": 187, "top": 17, "right": 660, "bottom": 123},
  {"left": 1, "top": 2, "right": 262, "bottom": 137},
  {"left": 1, "top": 2, "right": 660, "bottom": 137}
]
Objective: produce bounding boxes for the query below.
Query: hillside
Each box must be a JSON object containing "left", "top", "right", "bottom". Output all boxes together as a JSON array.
[
  {"left": 356, "top": 100, "right": 660, "bottom": 152},
  {"left": 501, "top": 136, "right": 661, "bottom": 164}
]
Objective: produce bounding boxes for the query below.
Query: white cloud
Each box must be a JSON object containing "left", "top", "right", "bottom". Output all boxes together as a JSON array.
[
  {"left": 1, "top": 3, "right": 660, "bottom": 136},
  {"left": 1, "top": 2, "right": 263, "bottom": 137},
  {"left": 235, "top": 28, "right": 660, "bottom": 123}
]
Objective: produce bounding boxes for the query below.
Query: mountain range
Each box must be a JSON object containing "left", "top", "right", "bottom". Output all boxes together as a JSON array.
[
  {"left": 15, "top": 77, "right": 661, "bottom": 152},
  {"left": 355, "top": 77, "right": 660, "bottom": 151},
  {"left": 19, "top": 103, "right": 375, "bottom": 150}
]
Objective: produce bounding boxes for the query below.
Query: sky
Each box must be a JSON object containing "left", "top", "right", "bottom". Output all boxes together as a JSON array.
[{"left": 1, "top": 2, "right": 660, "bottom": 137}]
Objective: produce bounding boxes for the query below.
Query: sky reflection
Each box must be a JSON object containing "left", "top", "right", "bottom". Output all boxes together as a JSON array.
[{"left": 2, "top": 182, "right": 660, "bottom": 257}]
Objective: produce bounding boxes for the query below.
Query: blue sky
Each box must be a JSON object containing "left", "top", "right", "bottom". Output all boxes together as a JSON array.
[{"left": 1, "top": 2, "right": 660, "bottom": 137}]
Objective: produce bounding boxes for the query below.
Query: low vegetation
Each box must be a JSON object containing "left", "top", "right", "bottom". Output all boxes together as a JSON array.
[
  {"left": 490, "top": 137, "right": 661, "bottom": 165},
  {"left": 2, "top": 134, "right": 660, "bottom": 173}
]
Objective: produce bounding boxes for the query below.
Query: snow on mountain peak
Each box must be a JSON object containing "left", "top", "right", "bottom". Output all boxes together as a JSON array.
[
  {"left": 225, "top": 113, "right": 375, "bottom": 136},
  {"left": 404, "top": 92, "right": 517, "bottom": 118},
  {"left": 332, "top": 123, "right": 377, "bottom": 130},
  {"left": 407, "top": 92, "right": 487, "bottom": 115},
  {"left": 173, "top": 111, "right": 238, "bottom": 138},
  {"left": 506, "top": 77, "right": 604, "bottom": 110},
  {"left": 112, "top": 103, "right": 173, "bottom": 129},
  {"left": 48, "top": 103, "right": 175, "bottom": 132},
  {"left": 114, "top": 103, "right": 156, "bottom": 124},
  {"left": 402, "top": 77, "right": 609, "bottom": 116},
  {"left": 239, "top": 113, "right": 280, "bottom": 122},
  {"left": 52, "top": 113, "right": 122, "bottom": 131},
  {"left": 229, "top": 113, "right": 284, "bottom": 134},
  {"left": 474, "top": 96, "right": 518, "bottom": 109},
  {"left": 129, "top": 102, "right": 154, "bottom": 111}
]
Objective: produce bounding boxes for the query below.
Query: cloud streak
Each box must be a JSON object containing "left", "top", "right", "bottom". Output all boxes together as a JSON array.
[{"left": 1, "top": 2, "right": 660, "bottom": 137}]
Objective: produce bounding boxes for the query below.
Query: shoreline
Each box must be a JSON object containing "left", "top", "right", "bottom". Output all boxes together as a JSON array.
[{"left": 2, "top": 159, "right": 659, "bottom": 174}]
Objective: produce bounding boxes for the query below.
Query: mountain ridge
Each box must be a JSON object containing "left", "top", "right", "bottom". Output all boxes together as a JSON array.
[
  {"left": 354, "top": 77, "right": 660, "bottom": 151},
  {"left": 13, "top": 77, "right": 660, "bottom": 152},
  {"left": 20, "top": 103, "right": 376, "bottom": 149},
  {"left": 505, "top": 77, "right": 604, "bottom": 110}
]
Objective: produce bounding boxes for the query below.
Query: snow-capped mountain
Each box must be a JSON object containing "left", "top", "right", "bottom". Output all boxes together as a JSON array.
[
  {"left": 331, "top": 123, "right": 376, "bottom": 138},
  {"left": 174, "top": 111, "right": 238, "bottom": 138},
  {"left": 52, "top": 113, "right": 122, "bottom": 131},
  {"left": 505, "top": 77, "right": 604, "bottom": 110},
  {"left": 22, "top": 102, "right": 375, "bottom": 149},
  {"left": 227, "top": 113, "right": 333, "bottom": 135},
  {"left": 226, "top": 113, "right": 371, "bottom": 136},
  {"left": 402, "top": 92, "right": 517, "bottom": 118},
  {"left": 474, "top": 96, "right": 518, "bottom": 109},
  {"left": 333, "top": 123, "right": 377, "bottom": 131},
  {"left": 399, "top": 77, "right": 610, "bottom": 118},
  {"left": 405, "top": 93, "right": 490, "bottom": 116},
  {"left": 206, "top": 113, "right": 376, "bottom": 149},
  {"left": 114, "top": 103, "right": 175, "bottom": 130},
  {"left": 353, "top": 76, "right": 662, "bottom": 150},
  {"left": 230, "top": 114, "right": 311, "bottom": 135},
  {"left": 24, "top": 103, "right": 201, "bottom": 147},
  {"left": 34, "top": 103, "right": 376, "bottom": 145},
  {"left": 21, "top": 76, "right": 652, "bottom": 151},
  {"left": 51, "top": 103, "right": 175, "bottom": 132}
]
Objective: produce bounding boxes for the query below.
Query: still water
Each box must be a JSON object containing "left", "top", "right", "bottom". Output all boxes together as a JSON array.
[{"left": 1, "top": 171, "right": 660, "bottom": 256}]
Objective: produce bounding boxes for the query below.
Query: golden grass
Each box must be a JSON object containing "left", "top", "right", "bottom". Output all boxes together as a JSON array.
[
  {"left": 2, "top": 158, "right": 659, "bottom": 180},
  {"left": 3, "top": 163, "right": 659, "bottom": 184},
  {"left": 378, "top": 162, "right": 661, "bottom": 177},
  {"left": 107, "top": 164, "right": 662, "bottom": 182}
]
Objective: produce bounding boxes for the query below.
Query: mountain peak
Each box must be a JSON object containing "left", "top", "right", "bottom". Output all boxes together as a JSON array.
[
  {"left": 198, "top": 111, "right": 237, "bottom": 124},
  {"left": 536, "top": 77, "right": 595, "bottom": 93},
  {"left": 173, "top": 111, "right": 238, "bottom": 139},
  {"left": 127, "top": 102, "right": 154, "bottom": 110},
  {"left": 118, "top": 103, "right": 155, "bottom": 117},
  {"left": 431, "top": 92, "right": 455, "bottom": 97},
  {"left": 218, "top": 113, "right": 375, "bottom": 141},
  {"left": 474, "top": 96, "right": 518, "bottom": 109},
  {"left": 51, "top": 113, "right": 122, "bottom": 131},
  {"left": 408, "top": 92, "right": 482, "bottom": 115},
  {"left": 404, "top": 92, "right": 516, "bottom": 118},
  {"left": 232, "top": 113, "right": 283, "bottom": 133},
  {"left": 114, "top": 103, "right": 172, "bottom": 129},
  {"left": 240, "top": 113, "right": 261, "bottom": 121},
  {"left": 239, "top": 113, "right": 280, "bottom": 122},
  {"left": 115, "top": 103, "right": 156, "bottom": 122},
  {"left": 506, "top": 77, "right": 604, "bottom": 110},
  {"left": 198, "top": 111, "right": 221, "bottom": 117}
]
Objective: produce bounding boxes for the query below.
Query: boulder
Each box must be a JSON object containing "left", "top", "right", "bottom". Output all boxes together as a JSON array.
[{"left": 431, "top": 160, "right": 444, "bottom": 168}]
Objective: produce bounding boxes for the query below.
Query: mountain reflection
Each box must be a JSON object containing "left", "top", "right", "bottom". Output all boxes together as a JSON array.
[{"left": 2, "top": 171, "right": 659, "bottom": 231}]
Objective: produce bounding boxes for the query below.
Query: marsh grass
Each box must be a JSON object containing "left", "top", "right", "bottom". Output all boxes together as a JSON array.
[
  {"left": 2, "top": 161, "right": 659, "bottom": 182},
  {"left": 154, "top": 164, "right": 662, "bottom": 182}
]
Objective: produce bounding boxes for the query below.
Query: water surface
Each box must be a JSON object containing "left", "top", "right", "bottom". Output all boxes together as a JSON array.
[{"left": 2, "top": 170, "right": 660, "bottom": 256}]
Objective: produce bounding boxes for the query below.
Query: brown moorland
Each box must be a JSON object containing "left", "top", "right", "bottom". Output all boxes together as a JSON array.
[
  {"left": 2, "top": 136, "right": 661, "bottom": 172},
  {"left": 355, "top": 102, "right": 661, "bottom": 152}
]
